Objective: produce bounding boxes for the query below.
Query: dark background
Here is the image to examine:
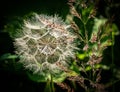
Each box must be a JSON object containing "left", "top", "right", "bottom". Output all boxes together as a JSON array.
[{"left": 0, "top": 0, "right": 120, "bottom": 92}]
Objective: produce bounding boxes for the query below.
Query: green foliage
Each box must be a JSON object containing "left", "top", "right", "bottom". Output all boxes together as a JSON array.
[
  {"left": 0, "top": 53, "right": 23, "bottom": 73},
  {"left": 27, "top": 71, "right": 67, "bottom": 83},
  {"left": 0, "top": 53, "right": 18, "bottom": 60},
  {"left": 66, "top": 0, "right": 119, "bottom": 91}
]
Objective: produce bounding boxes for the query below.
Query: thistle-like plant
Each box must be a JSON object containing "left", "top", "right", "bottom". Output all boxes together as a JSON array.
[{"left": 4, "top": 13, "right": 78, "bottom": 82}]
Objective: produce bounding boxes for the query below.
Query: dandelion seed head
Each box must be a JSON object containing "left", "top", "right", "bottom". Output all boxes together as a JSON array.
[{"left": 13, "top": 13, "right": 77, "bottom": 82}]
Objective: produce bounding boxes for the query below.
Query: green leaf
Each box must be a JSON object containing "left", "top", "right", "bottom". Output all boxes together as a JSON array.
[
  {"left": 27, "top": 71, "right": 67, "bottom": 83},
  {"left": 85, "top": 66, "right": 92, "bottom": 71},
  {"left": 0, "top": 53, "right": 18, "bottom": 60}
]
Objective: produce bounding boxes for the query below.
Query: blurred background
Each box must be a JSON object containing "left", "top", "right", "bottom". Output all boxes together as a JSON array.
[{"left": 0, "top": 0, "right": 120, "bottom": 92}]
